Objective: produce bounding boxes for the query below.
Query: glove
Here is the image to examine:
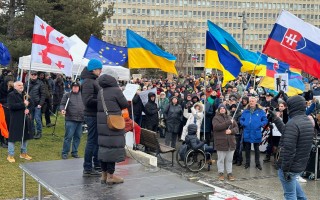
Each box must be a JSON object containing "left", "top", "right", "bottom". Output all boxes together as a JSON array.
[{"left": 284, "top": 172, "right": 291, "bottom": 182}]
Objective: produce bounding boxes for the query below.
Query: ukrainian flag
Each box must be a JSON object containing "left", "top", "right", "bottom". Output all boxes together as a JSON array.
[
  {"left": 205, "top": 31, "right": 242, "bottom": 87},
  {"left": 207, "top": 20, "right": 263, "bottom": 75},
  {"left": 258, "top": 53, "right": 304, "bottom": 97},
  {"left": 126, "top": 29, "right": 177, "bottom": 75}
]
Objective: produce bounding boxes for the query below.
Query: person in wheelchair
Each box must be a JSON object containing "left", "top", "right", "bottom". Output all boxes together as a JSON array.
[{"left": 184, "top": 124, "right": 215, "bottom": 165}]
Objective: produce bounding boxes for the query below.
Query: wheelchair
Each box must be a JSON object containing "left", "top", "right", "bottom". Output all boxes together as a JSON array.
[{"left": 176, "top": 145, "right": 213, "bottom": 172}]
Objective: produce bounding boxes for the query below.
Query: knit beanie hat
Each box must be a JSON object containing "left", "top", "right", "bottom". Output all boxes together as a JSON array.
[
  {"left": 218, "top": 104, "right": 227, "bottom": 111},
  {"left": 87, "top": 59, "right": 102, "bottom": 71},
  {"left": 187, "top": 124, "right": 197, "bottom": 135}
]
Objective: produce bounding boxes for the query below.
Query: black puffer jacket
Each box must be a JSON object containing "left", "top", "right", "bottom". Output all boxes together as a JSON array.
[
  {"left": 144, "top": 92, "right": 159, "bottom": 127},
  {"left": 274, "top": 95, "right": 314, "bottom": 173},
  {"left": 164, "top": 101, "right": 183, "bottom": 133},
  {"left": 185, "top": 124, "right": 204, "bottom": 150},
  {"left": 25, "top": 79, "right": 46, "bottom": 107},
  {"left": 60, "top": 91, "right": 84, "bottom": 122},
  {"left": 97, "top": 74, "right": 128, "bottom": 163},
  {"left": 80, "top": 67, "right": 100, "bottom": 116}
]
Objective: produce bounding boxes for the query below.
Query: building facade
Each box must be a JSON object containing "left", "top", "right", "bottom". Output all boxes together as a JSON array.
[{"left": 100, "top": 0, "right": 320, "bottom": 74}]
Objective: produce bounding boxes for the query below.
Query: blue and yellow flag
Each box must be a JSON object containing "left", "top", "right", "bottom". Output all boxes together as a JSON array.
[
  {"left": 205, "top": 31, "right": 242, "bottom": 87},
  {"left": 126, "top": 29, "right": 177, "bottom": 75},
  {"left": 207, "top": 20, "right": 263, "bottom": 74},
  {"left": 258, "top": 53, "right": 304, "bottom": 97},
  {"left": 84, "top": 35, "right": 128, "bottom": 66}
]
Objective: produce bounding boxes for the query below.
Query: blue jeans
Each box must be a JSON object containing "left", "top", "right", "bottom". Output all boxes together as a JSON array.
[
  {"left": 83, "top": 116, "right": 99, "bottom": 171},
  {"left": 31, "top": 107, "right": 42, "bottom": 134},
  {"left": 8, "top": 141, "right": 28, "bottom": 156},
  {"left": 62, "top": 121, "right": 83, "bottom": 156},
  {"left": 278, "top": 169, "right": 307, "bottom": 200}
]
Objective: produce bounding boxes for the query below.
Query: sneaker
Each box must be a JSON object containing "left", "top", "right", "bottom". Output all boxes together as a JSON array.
[
  {"left": 83, "top": 170, "right": 101, "bottom": 177},
  {"left": 46, "top": 123, "right": 55, "bottom": 127},
  {"left": 256, "top": 164, "right": 262, "bottom": 170},
  {"left": 62, "top": 154, "right": 68, "bottom": 160},
  {"left": 71, "top": 154, "right": 80, "bottom": 158},
  {"left": 227, "top": 173, "right": 235, "bottom": 181},
  {"left": 7, "top": 155, "right": 15, "bottom": 163},
  {"left": 20, "top": 153, "right": 32, "bottom": 160},
  {"left": 297, "top": 176, "right": 307, "bottom": 183},
  {"left": 218, "top": 173, "right": 224, "bottom": 181}
]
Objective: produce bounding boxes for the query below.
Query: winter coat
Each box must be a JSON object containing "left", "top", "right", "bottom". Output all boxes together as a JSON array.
[
  {"left": 158, "top": 97, "right": 169, "bottom": 116},
  {"left": 7, "top": 90, "right": 33, "bottom": 142},
  {"left": 25, "top": 79, "right": 46, "bottom": 107},
  {"left": 132, "top": 93, "right": 144, "bottom": 116},
  {"left": 240, "top": 105, "right": 268, "bottom": 143},
  {"left": 181, "top": 103, "right": 204, "bottom": 141},
  {"left": 144, "top": 93, "right": 159, "bottom": 128},
  {"left": 185, "top": 130, "right": 204, "bottom": 151},
  {"left": 274, "top": 95, "right": 314, "bottom": 173},
  {"left": 80, "top": 67, "right": 100, "bottom": 116},
  {"left": 200, "top": 100, "right": 216, "bottom": 133},
  {"left": 53, "top": 79, "right": 65, "bottom": 106},
  {"left": 60, "top": 91, "right": 84, "bottom": 122},
  {"left": 212, "top": 113, "right": 238, "bottom": 151},
  {"left": 97, "top": 74, "right": 128, "bottom": 163},
  {"left": 164, "top": 102, "right": 183, "bottom": 134}
]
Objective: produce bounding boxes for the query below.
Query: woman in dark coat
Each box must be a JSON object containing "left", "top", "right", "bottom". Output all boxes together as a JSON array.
[
  {"left": 7, "top": 81, "right": 33, "bottom": 163},
  {"left": 97, "top": 74, "right": 128, "bottom": 185},
  {"left": 164, "top": 96, "right": 183, "bottom": 148}
]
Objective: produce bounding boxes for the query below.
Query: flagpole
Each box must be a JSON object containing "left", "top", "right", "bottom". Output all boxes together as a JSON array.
[
  {"left": 231, "top": 53, "right": 263, "bottom": 121},
  {"left": 74, "top": 58, "right": 85, "bottom": 81},
  {"left": 215, "top": 69, "right": 222, "bottom": 94},
  {"left": 203, "top": 68, "right": 206, "bottom": 142}
]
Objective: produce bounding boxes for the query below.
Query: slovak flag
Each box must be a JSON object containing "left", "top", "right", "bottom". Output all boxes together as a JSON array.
[
  {"left": 263, "top": 10, "right": 320, "bottom": 79},
  {"left": 31, "top": 16, "right": 73, "bottom": 76}
]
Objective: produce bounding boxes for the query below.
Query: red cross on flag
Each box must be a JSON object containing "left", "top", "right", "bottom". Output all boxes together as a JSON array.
[{"left": 31, "top": 16, "right": 73, "bottom": 76}]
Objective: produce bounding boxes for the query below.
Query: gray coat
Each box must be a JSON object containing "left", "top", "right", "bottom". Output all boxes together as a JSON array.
[
  {"left": 60, "top": 91, "right": 84, "bottom": 122},
  {"left": 97, "top": 74, "right": 128, "bottom": 163}
]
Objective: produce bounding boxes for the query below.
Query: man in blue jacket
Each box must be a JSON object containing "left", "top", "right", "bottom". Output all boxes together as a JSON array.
[{"left": 240, "top": 96, "right": 268, "bottom": 170}]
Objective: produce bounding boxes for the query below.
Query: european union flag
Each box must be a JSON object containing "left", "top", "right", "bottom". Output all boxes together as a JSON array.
[
  {"left": 84, "top": 35, "right": 128, "bottom": 66},
  {"left": 0, "top": 42, "right": 11, "bottom": 66}
]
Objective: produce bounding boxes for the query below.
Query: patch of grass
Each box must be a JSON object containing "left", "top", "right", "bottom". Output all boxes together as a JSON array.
[{"left": 0, "top": 115, "right": 87, "bottom": 199}]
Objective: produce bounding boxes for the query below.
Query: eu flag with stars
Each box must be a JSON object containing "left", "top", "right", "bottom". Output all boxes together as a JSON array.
[{"left": 84, "top": 35, "right": 128, "bottom": 66}]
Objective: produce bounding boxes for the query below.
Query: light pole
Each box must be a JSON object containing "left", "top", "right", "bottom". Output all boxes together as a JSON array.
[{"left": 238, "top": 11, "right": 248, "bottom": 48}]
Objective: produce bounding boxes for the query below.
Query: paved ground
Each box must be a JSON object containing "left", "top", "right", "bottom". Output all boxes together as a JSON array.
[{"left": 20, "top": 139, "right": 320, "bottom": 200}]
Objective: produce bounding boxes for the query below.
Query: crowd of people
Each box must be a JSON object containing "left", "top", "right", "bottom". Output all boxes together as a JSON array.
[{"left": 0, "top": 60, "right": 319, "bottom": 198}]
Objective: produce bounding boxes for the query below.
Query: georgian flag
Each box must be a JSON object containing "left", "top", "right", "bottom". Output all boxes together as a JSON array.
[{"left": 31, "top": 16, "right": 73, "bottom": 76}]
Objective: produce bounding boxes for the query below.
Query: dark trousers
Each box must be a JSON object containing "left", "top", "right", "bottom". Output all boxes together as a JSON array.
[
  {"left": 233, "top": 134, "right": 243, "bottom": 162},
  {"left": 134, "top": 114, "right": 142, "bottom": 126},
  {"left": 146, "top": 123, "right": 158, "bottom": 132},
  {"left": 244, "top": 142, "right": 260, "bottom": 165},
  {"left": 83, "top": 116, "right": 100, "bottom": 171},
  {"left": 101, "top": 161, "right": 116, "bottom": 174}
]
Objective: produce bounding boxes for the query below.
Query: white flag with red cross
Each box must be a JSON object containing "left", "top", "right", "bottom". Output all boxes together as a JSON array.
[{"left": 31, "top": 16, "right": 73, "bottom": 76}]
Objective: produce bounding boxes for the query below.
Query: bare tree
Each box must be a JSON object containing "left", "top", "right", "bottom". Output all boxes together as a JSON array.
[{"left": 170, "top": 20, "right": 198, "bottom": 75}]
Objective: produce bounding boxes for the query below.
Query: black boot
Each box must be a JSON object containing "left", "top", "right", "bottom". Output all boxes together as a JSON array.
[
  {"left": 263, "top": 154, "right": 271, "bottom": 162},
  {"left": 244, "top": 163, "right": 250, "bottom": 169},
  {"left": 236, "top": 161, "right": 242, "bottom": 166}
]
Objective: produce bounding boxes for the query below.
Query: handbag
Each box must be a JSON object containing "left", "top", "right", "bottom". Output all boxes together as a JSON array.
[{"left": 100, "top": 89, "right": 125, "bottom": 131}]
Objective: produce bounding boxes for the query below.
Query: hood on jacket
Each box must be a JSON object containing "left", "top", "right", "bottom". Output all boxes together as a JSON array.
[
  {"left": 80, "top": 67, "right": 98, "bottom": 80},
  {"left": 287, "top": 95, "right": 306, "bottom": 118},
  {"left": 187, "top": 124, "right": 197, "bottom": 135},
  {"left": 191, "top": 94, "right": 200, "bottom": 102},
  {"left": 193, "top": 102, "right": 204, "bottom": 112},
  {"left": 148, "top": 92, "right": 156, "bottom": 102},
  {"left": 98, "top": 74, "right": 118, "bottom": 88}
]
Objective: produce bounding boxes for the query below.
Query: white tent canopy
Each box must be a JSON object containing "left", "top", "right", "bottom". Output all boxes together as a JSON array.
[{"left": 18, "top": 35, "right": 130, "bottom": 81}]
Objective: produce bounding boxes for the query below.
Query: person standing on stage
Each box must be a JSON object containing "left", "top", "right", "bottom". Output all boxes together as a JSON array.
[
  {"left": 97, "top": 74, "right": 128, "bottom": 185},
  {"left": 7, "top": 81, "right": 33, "bottom": 163},
  {"left": 80, "top": 59, "right": 103, "bottom": 176}
]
